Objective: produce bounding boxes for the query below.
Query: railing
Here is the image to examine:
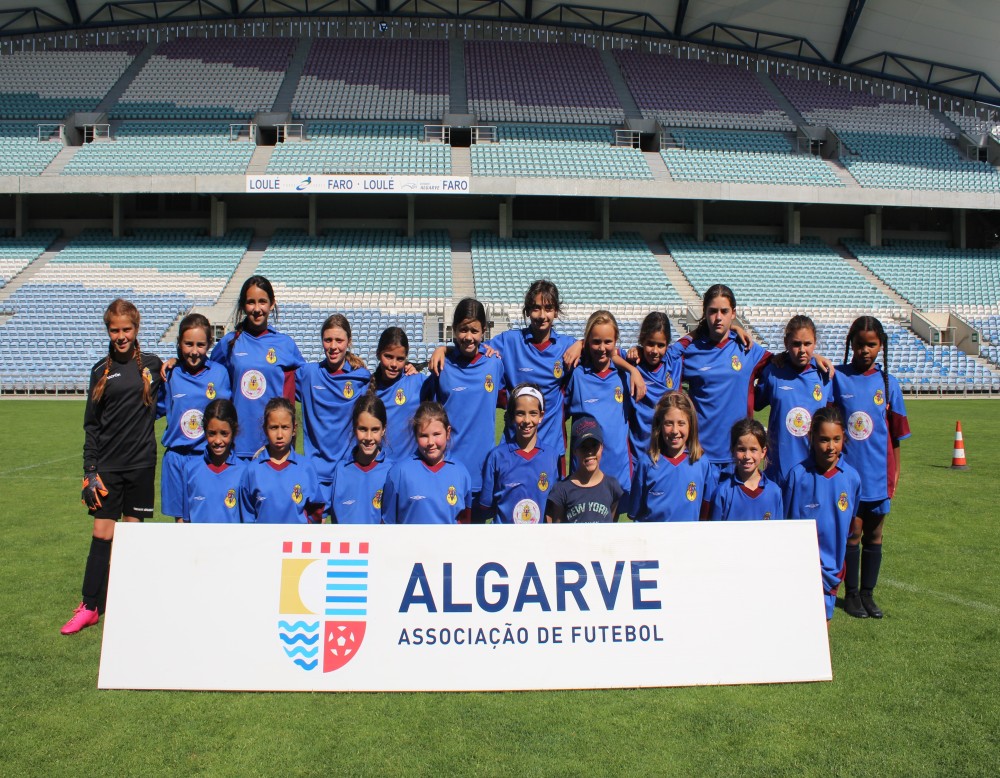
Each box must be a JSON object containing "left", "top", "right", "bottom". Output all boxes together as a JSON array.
[
  {"left": 423, "top": 125, "right": 450, "bottom": 144},
  {"left": 229, "top": 123, "right": 257, "bottom": 142},
  {"left": 83, "top": 124, "right": 110, "bottom": 143},
  {"left": 36, "top": 123, "right": 64, "bottom": 142},
  {"left": 277, "top": 123, "right": 304, "bottom": 142},
  {"left": 472, "top": 125, "right": 497, "bottom": 144},
  {"left": 615, "top": 129, "right": 641, "bottom": 148}
]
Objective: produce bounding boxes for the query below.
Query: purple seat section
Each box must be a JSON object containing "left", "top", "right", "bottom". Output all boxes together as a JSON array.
[
  {"left": 301, "top": 38, "right": 449, "bottom": 94},
  {"left": 157, "top": 37, "right": 296, "bottom": 71}
]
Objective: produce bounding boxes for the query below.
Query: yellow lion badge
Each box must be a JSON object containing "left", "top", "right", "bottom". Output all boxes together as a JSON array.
[
  {"left": 520, "top": 504, "right": 534, "bottom": 523},
  {"left": 395, "top": 388, "right": 406, "bottom": 406},
  {"left": 686, "top": 482, "right": 697, "bottom": 502},
  {"left": 553, "top": 361, "right": 563, "bottom": 379},
  {"left": 874, "top": 389, "right": 885, "bottom": 406},
  {"left": 292, "top": 484, "right": 303, "bottom": 504},
  {"left": 266, "top": 347, "right": 277, "bottom": 365},
  {"left": 344, "top": 381, "right": 354, "bottom": 399},
  {"left": 372, "top": 489, "right": 383, "bottom": 510},
  {"left": 446, "top": 486, "right": 458, "bottom": 506},
  {"left": 614, "top": 386, "right": 624, "bottom": 403},
  {"left": 812, "top": 384, "right": 822, "bottom": 402},
  {"left": 538, "top": 472, "right": 549, "bottom": 492},
  {"left": 484, "top": 374, "right": 494, "bottom": 392},
  {"left": 206, "top": 382, "right": 216, "bottom": 400},
  {"left": 838, "top": 492, "right": 849, "bottom": 512},
  {"left": 731, "top": 355, "right": 742, "bottom": 371},
  {"left": 763, "top": 512, "right": 772, "bottom": 521},
  {"left": 666, "top": 375, "right": 674, "bottom": 390},
  {"left": 224, "top": 489, "right": 237, "bottom": 509}
]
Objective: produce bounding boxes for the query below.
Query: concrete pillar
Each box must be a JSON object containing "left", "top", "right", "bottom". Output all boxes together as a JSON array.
[
  {"left": 216, "top": 199, "right": 226, "bottom": 237},
  {"left": 499, "top": 201, "right": 510, "bottom": 239},
  {"left": 308, "top": 195, "right": 317, "bottom": 237},
  {"left": 864, "top": 208, "right": 882, "bottom": 247},
  {"left": 599, "top": 197, "right": 610, "bottom": 240},
  {"left": 14, "top": 194, "right": 24, "bottom": 238},
  {"left": 505, "top": 196, "right": 514, "bottom": 237},
  {"left": 406, "top": 194, "right": 415, "bottom": 238},
  {"left": 693, "top": 200, "right": 705, "bottom": 242},
  {"left": 784, "top": 203, "right": 800, "bottom": 245},
  {"left": 953, "top": 208, "right": 967, "bottom": 249},
  {"left": 112, "top": 194, "right": 122, "bottom": 238}
]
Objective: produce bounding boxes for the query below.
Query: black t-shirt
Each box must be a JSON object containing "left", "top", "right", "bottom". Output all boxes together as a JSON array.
[
  {"left": 83, "top": 350, "right": 163, "bottom": 473},
  {"left": 545, "top": 475, "right": 623, "bottom": 523}
]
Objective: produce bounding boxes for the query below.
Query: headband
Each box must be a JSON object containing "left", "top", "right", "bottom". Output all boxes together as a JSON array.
[{"left": 511, "top": 385, "right": 544, "bottom": 413}]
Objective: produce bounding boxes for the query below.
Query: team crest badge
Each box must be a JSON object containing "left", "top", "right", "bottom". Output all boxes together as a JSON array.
[
  {"left": 292, "top": 484, "right": 303, "bottom": 504},
  {"left": 278, "top": 540, "right": 369, "bottom": 673},
  {"left": 762, "top": 512, "right": 772, "bottom": 521},
  {"left": 874, "top": 389, "right": 885, "bottom": 406},
  {"left": 666, "top": 375, "right": 674, "bottom": 390},
  {"left": 553, "top": 361, "right": 563, "bottom": 379},
  {"left": 344, "top": 381, "right": 355, "bottom": 399},
  {"left": 514, "top": 498, "right": 541, "bottom": 524},
  {"left": 484, "top": 374, "right": 494, "bottom": 392},
  {"left": 446, "top": 486, "right": 458, "bottom": 506},
  {"left": 538, "top": 472, "right": 549, "bottom": 492},
  {"left": 142, "top": 367, "right": 152, "bottom": 384},
  {"left": 686, "top": 482, "right": 697, "bottom": 502},
  {"left": 785, "top": 407, "right": 811, "bottom": 438},
  {"left": 731, "top": 355, "right": 742, "bottom": 371},
  {"left": 372, "top": 489, "right": 382, "bottom": 510},
  {"left": 206, "top": 382, "right": 216, "bottom": 400},
  {"left": 812, "top": 384, "right": 822, "bottom": 402},
  {"left": 394, "top": 388, "right": 406, "bottom": 406},
  {"left": 614, "top": 386, "right": 624, "bottom": 403},
  {"left": 241, "top": 369, "right": 266, "bottom": 399},
  {"left": 848, "top": 411, "right": 874, "bottom": 441},
  {"left": 838, "top": 492, "right": 849, "bottom": 512},
  {"left": 266, "top": 347, "right": 277, "bottom": 365},
  {"left": 180, "top": 408, "right": 204, "bottom": 440},
  {"left": 224, "top": 489, "right": 237, "bottom": 509}
]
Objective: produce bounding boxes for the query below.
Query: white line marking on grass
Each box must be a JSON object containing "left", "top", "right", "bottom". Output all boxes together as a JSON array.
[
  {"left": 881, "top": 578, "right": 1000, "bottom": 614},
  {"left": 0, "top": 454, "right": 77, "bottom": 475}
]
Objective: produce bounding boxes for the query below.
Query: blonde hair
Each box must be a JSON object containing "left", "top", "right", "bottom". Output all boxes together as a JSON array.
[
  {"left": 582, "top": 310, "right": 619, "bottom": 367},
  {"left": 649, "top": 391, "right": 702, "bottom": 463},
  {"left": 92, "top": 298, "right": 152, "bottom": 407}
]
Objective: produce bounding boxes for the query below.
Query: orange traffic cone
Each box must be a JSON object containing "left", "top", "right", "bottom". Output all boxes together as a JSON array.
[{"left": 951, "top": 421, "right": 969, "bottom": 470}]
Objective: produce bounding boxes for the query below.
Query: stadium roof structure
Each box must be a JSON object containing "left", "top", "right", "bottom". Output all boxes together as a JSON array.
[{"left": 1, "top": 0, "right": 999, "bottom": 103}]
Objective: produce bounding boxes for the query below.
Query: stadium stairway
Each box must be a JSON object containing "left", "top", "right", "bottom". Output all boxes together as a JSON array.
[
  {"left": 755, "top": 71, "right": 807, "bottom": 127},
  {"left": 0, "top": 235, "right": 68, "bottom": 305},
  {"left": 451, "top": 146, "right": 471, "bottom": 176},
  {"left": 828, "top": 159, "right": 860, "bottom": 187},
  {"left": 271, "top": 38, "right": 313, "bottom": 114},
  {"left": 449, "top": 38, "right": 468, "bottom": 115},
  {"left": 247, "top": 145, "right": 275, "bottom": 174},
  {"left": 644, "top": 150, "right": 674, "bottom": 181},
  {"left": 646, "top": 236, "right": 701, "bottom": 313},
  {"left": 41, "top": 146, "right": 80, "bottom": 176},
  {"left": 600, "top": 49, "right": 641, "bottom": 120},
  {"left": 835, "top": 243, "right": 913, "bottom": 314},
  {"left": 451, "top": 236, "right": 475, "bottom": 299},
  {"left": 95, "top": 42, "right": 158, "bottom": 114}
]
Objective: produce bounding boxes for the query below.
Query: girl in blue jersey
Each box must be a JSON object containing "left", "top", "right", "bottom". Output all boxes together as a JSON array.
[
  {"left": 329, "top": 393, "right": 392, "bottom": 524},
  {"left": 622, "top": 312, "right": 683, "bottom": 458},
  {"left": 381, "top": 401, "right": 472, "bottom": 524},
  {"left": 208, "top": 276, "right": 305, "bottom": 459},
  {"left": 370, "top": 327, "right": 426, "bottom": 464},
  {"left": 629, "top": 390, "right": 714, "bottom": 522},
  {"left": 754, "top": 315, "right": 831, "bottom": 489},
  {"left": 239, "top": 398, "right": 324, "bottom": 524},
  {"left": 181, "top": 399, "right": 245, "bottom": 523},
  {"left": 784, "top": 406, "right": 862, "bottom": 622},
  {"left": 670, "top": 285, "right": 771, "bottom": 469},
  {"left": 480, "top": 383, "right": 560, "bottom": 524},
  {"left": 565, "top": 310, "right": 633, "bottom": 508},
  {"left": 833, "top": 316, "right": 911, "bottom": 619},
  {"left": 424, "top": 298, "right": 502, "bottom": 522},
  {"left": 709, "top": 419, "right": 784, "bottom": 521},
  {"left": 296, "top": 313, "right": 371, "bottom": 497},
  {"left": 158, "top": 313, "right": 232, "bottom": 520}
]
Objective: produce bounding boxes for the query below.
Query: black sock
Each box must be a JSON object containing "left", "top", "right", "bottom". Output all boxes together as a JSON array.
[
  {"left": 81, "top": 536, "right": 112, "bottom": 612},
  {"left": 844, "top": 543, "right": 861, "bottom": 596},
  {"left": 861, "top": 543, "right": 883, "bottom": 593}
]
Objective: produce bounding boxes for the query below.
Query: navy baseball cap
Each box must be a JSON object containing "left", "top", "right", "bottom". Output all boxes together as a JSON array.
[{"left": 571, "top": 415, "right": 603, "bottom": 448}]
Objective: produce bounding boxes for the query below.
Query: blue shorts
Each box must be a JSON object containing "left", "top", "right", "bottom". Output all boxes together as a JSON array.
[
  {"left": 161, "top": 449, "right": 198, "bottom": 518},
  {"left": 859, "top": 499, "right": 891, "bottom": 519},
  {"left": 825, "top": 593, "right": 836, "bottom": 620}
]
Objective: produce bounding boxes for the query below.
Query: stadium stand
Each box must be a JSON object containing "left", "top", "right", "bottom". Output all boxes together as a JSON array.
[
  {"left": 466, "top": 41, "right": 624, "bottom": 124},
  {"left": 472, "top": 231, "right": 683, "bottom": 313},
  {"left": 111, "top": 38, "right": 296, "bottom": 119},
  {"left": 946, "top": 111, "right": 997, "bottom": 140},
  {"left": 471, "top": 124, "right": 651, "bottom": 179},
  {"left": 664, "top": 234, "right": 898, "bottom": 312},
  {"left": 844, "top": 239, "right": 1000, "bottom": 312},
  {"left": 253, "top": 229, "right": 453, "bottom": 310},
  {"left": 614, "top": 52, "right": 794, "bottom": 131},
  {"left": 61, "top": 122, "right": 255, "bottom": 176},
  {"left": 0, "top": 45, "right": 143, "bottom": 119},
  {"left": 0, "top": 123, "right": 64, "bottom": 175},
  {"left": 266, "top": 122, "right": 451, "bottom": 175},
  {"left": 662, "top": 130, "right": 843, "bottom": 186},
  {"left": 0, "top": 230, "right": 60, "bottom": 287},
  {"left": 291, "top": 39, "right": 449, "bottom": 121}
]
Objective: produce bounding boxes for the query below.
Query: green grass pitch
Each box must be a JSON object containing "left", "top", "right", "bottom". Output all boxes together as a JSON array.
[{"left": 1, "top": 399, "right": 998, "bottom": 776}]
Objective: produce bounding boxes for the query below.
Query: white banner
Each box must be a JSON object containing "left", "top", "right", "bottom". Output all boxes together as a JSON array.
[
  {"left": 98, "top": 522, "right": 832, "bottom": 692},
  {"left": 245, "top": 175, "right": 470, "bottom": 194}
]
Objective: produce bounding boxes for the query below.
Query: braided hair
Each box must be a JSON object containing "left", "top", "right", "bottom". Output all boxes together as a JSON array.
[
  {"left": 229, "top": 275, "right": 276, "bottom": 359},
  {"left": 92, "top": 298, "right": 152, "bottom": 406},
  {"left": 844, "top": 316, "right": 890, "bottom": 409}
]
